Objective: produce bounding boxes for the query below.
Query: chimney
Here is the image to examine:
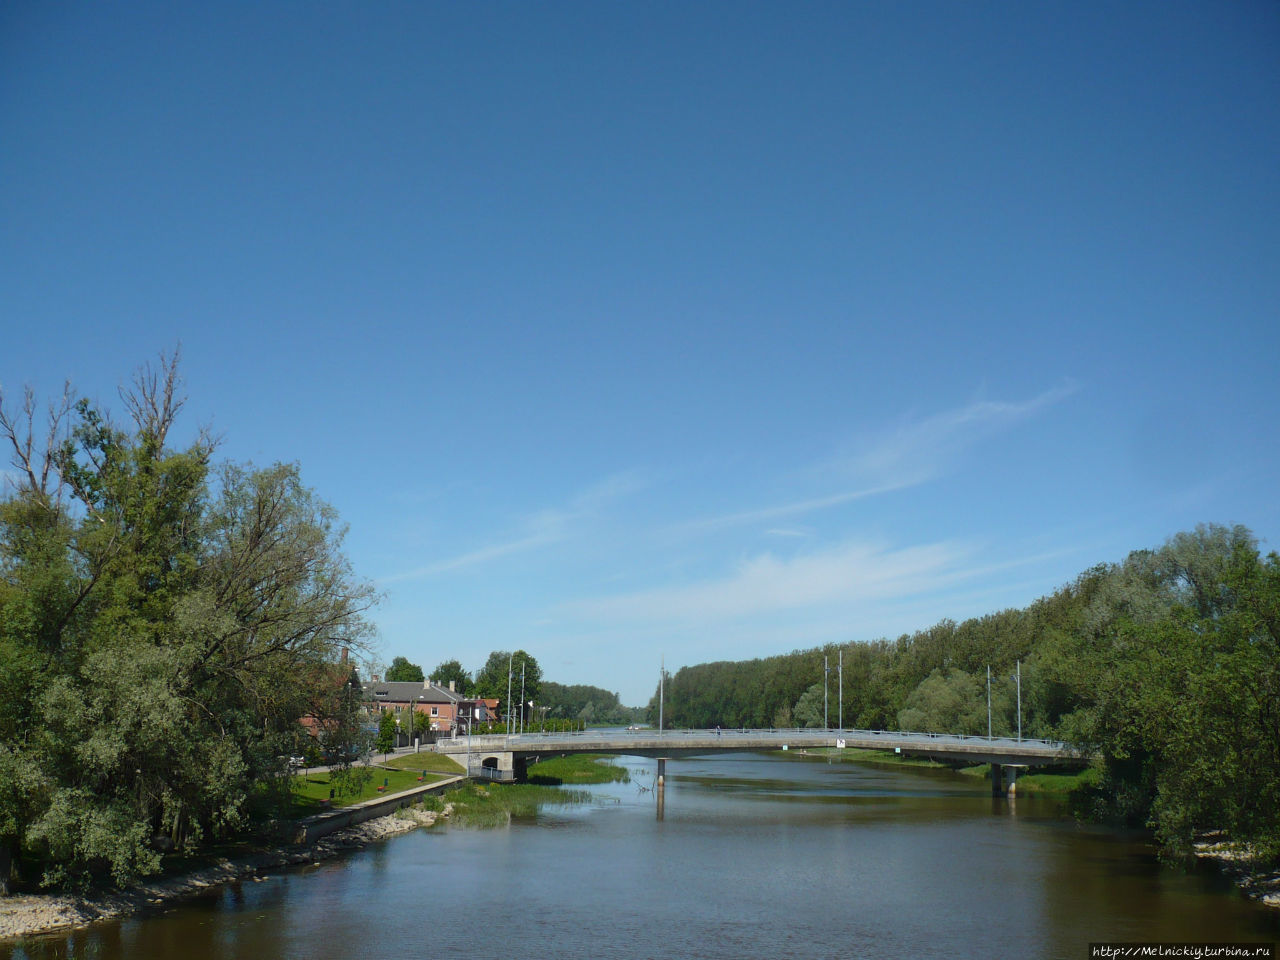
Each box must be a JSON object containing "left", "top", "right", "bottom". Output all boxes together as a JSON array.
[
  {"left": 449, "top": 680, "right": 456, "bottom": 693},
  {"left": 340, "top": 647, "right": 349, "bottom": 664}
]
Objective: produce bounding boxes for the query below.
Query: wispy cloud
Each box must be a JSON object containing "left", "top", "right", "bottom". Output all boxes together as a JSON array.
[
  {"left": 843, "top": 381, "right": 1078, "bottom": 487},
  {"left": 379, "top": 470, "right": 646, "bottom": 584},
  {"left": 688, "top": 482, "right": 909, "bottom": 531},
  {"left": 563, "top": 538, "right": 973, "bottom": 624},
  {"left": 690, "top": 382, "right": 1078, "bottom": 531}
]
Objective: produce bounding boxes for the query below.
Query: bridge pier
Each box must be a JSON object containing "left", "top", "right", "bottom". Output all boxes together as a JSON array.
[{"left": 991, "top": 763, "right": 1023, "bottom": 797}]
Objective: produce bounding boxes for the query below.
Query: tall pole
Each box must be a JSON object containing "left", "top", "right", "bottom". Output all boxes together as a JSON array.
[
  {"left": 519, "top": 660, "right": 526, "bottom": 735},
  {"left": 506, "top": 653, "right": 513, "bottom": 736},
  {"left": 987, "top": 665, "right": 992, "bottom": 739},
  {"left": 659, "top": 655, "right": 664, "bottom": 735},
  {"left": 823, "top": 655, "right": 829, "bottom": 729},
  {"left": 1016, "top": 660, "right": 1022, "bottom": 742},
  {"left": 838, "top": 648, "right": 843, "bottom": 730}
]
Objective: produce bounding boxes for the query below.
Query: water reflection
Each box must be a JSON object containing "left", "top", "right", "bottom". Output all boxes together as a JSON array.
[{"left": 3, "top": 753, "right": 1278, "bottom": 959}]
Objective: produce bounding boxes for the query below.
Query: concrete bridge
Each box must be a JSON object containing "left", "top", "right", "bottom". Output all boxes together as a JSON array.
[{"left": 430, "top": 727, "right": 1089, "bottom": 795}]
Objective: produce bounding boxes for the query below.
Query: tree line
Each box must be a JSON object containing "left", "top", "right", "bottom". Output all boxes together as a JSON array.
[{"left": 646, "top": 524, "right": 1280, "bottom": 864}]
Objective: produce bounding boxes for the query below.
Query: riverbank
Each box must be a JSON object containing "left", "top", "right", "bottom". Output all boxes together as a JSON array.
[
  {"left": 1195, "top": 839, "right": 1280, "bottom": 909},
  {"left": 0, "top": 802, "right": 452, "bottom": 942}
]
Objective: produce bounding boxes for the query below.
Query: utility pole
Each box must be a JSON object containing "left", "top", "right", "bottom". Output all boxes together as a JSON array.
[
  {"left": 1016, "top": 660, "right": 1022, "bottom": 742},
  {"left": 987, "top": 665, "right": 992, "bottom": 739},
  {"left": 659, "top": 655, "right": 664, "bottom": 735},
  {"left": 506, "top": 653, "right": 513, "bottom": 736},
  {"left": 838, "top": 648, "right": 843, "bottom": 730},
  {"left": 823, "top": 655, "right": 829, "bottom": 729}
]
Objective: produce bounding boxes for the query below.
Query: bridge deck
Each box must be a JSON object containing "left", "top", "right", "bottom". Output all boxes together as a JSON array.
[{"left": 433, "top": 728, "right": 1088, "bottom": 767}]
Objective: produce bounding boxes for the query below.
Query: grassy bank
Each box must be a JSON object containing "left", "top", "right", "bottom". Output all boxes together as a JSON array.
[
  {"left": 425, "top": 782, "right": 594, "bottom": 827},
  {"left": 291, "top": 765, "right": 454, "bottom": 811},
  {"left": 380, "top": 752, "right": 467, "bottom": 775},
  {"left": 527, "top": 754, "right": 631, "bottom": 785},
  {"left": 957, "top": 763, "right": 1099, "bottom": 794},
  {"left": 799, "top": 747, "right": 949, "bottom": 768}
]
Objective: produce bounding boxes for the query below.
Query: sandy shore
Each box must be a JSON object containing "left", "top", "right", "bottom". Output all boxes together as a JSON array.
[{"left": 0, "top": 803, "right": 451, "bottom": 942}]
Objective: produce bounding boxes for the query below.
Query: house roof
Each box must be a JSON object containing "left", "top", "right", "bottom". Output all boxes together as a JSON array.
[{"left": 362, "top": 681, "right": 462, "bottom": 704}]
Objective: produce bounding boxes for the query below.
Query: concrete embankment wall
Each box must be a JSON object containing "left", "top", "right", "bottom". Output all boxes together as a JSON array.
[{"left": 294, "top": 775, "right": 466, "bottom": 845}]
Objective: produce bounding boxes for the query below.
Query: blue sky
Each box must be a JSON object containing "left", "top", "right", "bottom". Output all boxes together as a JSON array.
[{"left": 2, "top": 2, "right": 1277, "bottom": 705}]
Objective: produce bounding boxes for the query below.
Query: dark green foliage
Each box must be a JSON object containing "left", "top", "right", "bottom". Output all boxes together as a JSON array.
[
  {"left": 897, "top": 668, "right": 988, "bottom": 735},
  {"left": 375, "top": 711, "right": 397, "bottom": 755},
  {"left": 539, "top": 682, "right": 643, "bottom": 725},
  {"left": 385, "top": 656, "right": 424, "bottom": 683},
  {"left": 430, "top": 658, "right": 471, "bottom": 695},
  {"left": 0, "top": 357, "right": 375, "bottom": 890},
  {"left": 471, "top": 649, "right": 541, "bottom": 715}
]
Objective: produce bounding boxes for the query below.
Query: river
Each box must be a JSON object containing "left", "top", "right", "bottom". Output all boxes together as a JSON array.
[{"left": 4, "top": 753, "right": 1278, "bottom": 959}]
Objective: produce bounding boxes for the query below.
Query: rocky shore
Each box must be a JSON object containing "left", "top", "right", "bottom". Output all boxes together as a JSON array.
[
  {"left": 1195, "top": 839, "right": 1280, "bottom": 909},
  {"left": 0, "top": 803, "right": 451, "bottom": 942}
]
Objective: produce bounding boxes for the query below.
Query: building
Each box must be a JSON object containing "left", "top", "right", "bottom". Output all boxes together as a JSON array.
[{"left": 361, "top": 679, "right": 498, "bottom": 734}]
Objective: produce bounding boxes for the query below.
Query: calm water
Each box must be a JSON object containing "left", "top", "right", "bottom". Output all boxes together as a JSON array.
[{"left": 4, "top": 754, "right": 1278, "bottom": 959}]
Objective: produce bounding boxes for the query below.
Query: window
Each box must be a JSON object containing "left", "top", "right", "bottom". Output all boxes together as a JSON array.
[{"left": 430, "top": 706, "right": 439, "bottom": 717}]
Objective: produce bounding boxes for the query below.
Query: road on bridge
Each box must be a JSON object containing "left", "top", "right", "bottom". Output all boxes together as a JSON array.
[{"left": 432, "top": 727, "right": 1088, "bottom": 767}]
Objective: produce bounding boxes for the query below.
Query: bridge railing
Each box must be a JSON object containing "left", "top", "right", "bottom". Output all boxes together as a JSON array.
[{"left": 431, "top": 727, "right": 1075, "bottom": 754}]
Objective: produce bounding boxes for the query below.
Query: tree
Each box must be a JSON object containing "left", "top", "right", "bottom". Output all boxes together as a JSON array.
[
  {"left": 376, "top": 711, "right": 397, "bottom": 755},
  {"left": 430, "top": 658, "right": 471, "bottom": 695},
  {"left": 385, "top": 656, "right": 424, "bottom": 683},
  {"left": 0, "top": 353, "right": 376, "bottom": 888},
  {"left": 793, "top": 683, "right": 825, "bottom": 728},
  {"left": 896, "top": 668, "right": 988, "bottom": 735},
  {"left": 472, "top": 649, "right": 542, "bottom": 707},
  {"left": 411, "top": 707, "right": 430, "bottom": 737}
]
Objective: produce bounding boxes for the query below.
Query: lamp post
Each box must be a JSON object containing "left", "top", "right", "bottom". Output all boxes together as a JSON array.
[
  {"left": 659, "top": 655, "right": 665, "bottom": 735},
  {"left": 506, "top": 653, "right": 514, "bottom": 738},
  {"left": 987, "top": 665, "right": 992, "bottom": 739},
  {"left": 838, "top": 648, "right": 843, "bottom": 731},
  {"left": 1015, "top": 660, "right": 1022, "bottom": 741},
  {"left": 823, "top": 654, "right": 829, "bottom": 730}
]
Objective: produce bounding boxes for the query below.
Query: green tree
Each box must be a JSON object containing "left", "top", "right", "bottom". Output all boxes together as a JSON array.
[
  {"left": 472, "top": 650, "right": 542, "bottom": 721},
  {"left": 430, "top": 658, "right": 471, "bottom": 694},
  {"left": 896, "top": 668, "right": 988, "bottom": 735},
  {"left": 793, "top": 682, "right": 826, "bottom": 728},
  {"left": 411, "top": 707, "right": 430, "bottom": 737},
  {"left": 375, "top": 711, "right": 397, "bottom": 755},
  {"left": 385, "top": 656, "right": 424, "bottom": 683},
  {"left": 0, "top": 355, "right": 376, "bottom": 889}
]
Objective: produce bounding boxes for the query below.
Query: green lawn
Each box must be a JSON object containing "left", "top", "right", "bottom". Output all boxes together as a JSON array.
[
  {"left": 802, "top": 746, "right": 948, "bottom": 768},
  {"left": 291, "top": 765, "right": 452, "bottom": 811},
  {"left": 380, "top": 752, "right": 466, "bottom": 775},
  {"left": 958, "top": 762, "right": 1099, "bottom": 794},
  {"left": 1009, "top": 766, "right": 1099, "bottom": 794}
]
